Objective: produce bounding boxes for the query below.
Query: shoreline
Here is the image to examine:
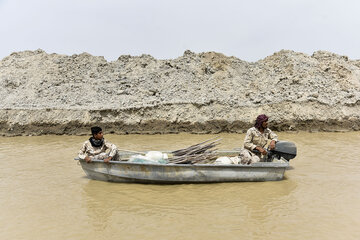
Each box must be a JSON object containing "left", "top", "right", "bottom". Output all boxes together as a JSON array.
[
  {"left": 1, "top": 104, "right": 359, "bottom": 136},
  {"left": 1, "top": 125, "right": 358, "bottom": 137}
]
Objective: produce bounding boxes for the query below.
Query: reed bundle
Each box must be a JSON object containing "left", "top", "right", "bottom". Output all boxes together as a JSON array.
[{"left": 168, "top": 137, "right": 221, "bottom": 164}]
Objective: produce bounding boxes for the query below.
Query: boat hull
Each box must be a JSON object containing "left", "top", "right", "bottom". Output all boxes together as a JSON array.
[{"left": 79, "top": 160, "right": 288, "bottom": 183}]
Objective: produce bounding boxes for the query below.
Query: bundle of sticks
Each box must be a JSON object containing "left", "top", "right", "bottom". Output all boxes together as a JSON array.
[{"left": 168, "top": 137, "right": 221, "bottom": 164}]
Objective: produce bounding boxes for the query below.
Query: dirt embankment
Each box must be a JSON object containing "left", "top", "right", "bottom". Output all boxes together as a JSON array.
[{"left": 1, "top": 49, "right": 360, "bottom": 136}]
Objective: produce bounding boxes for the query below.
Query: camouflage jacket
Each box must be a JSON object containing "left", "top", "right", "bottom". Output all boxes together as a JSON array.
[
  {"left": 78, "top": 139, "right": 117, "bottom": 160},
  {"left": 243, "top": 127, "right": 278, "bottom": 151}
]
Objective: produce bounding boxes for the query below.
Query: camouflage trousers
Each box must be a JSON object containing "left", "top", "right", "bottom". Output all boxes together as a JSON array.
[{"left": 239, "top": 148, "right": 262, "bottom": 165}]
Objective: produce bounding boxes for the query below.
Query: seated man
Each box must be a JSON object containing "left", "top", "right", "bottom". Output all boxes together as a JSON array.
[
  {"left": 78, "top": 126, "right": 119, "bottom": 163},
  {"left": 240, "top": 114, "right": 278, "bottom": 164}
]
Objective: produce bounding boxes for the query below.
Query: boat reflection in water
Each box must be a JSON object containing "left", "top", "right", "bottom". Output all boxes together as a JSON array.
[{"left": 81, "top": 176, "right": 298, "bottom": 235}]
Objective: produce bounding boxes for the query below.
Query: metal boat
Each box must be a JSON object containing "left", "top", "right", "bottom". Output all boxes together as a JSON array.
[{"left": 75, "top": 149, "right": 291, "bottom": 183}]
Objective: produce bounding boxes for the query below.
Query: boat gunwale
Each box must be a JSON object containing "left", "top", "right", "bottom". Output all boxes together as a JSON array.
[{"left": 76, "top": 158, "right": 289, "bottom": 168}]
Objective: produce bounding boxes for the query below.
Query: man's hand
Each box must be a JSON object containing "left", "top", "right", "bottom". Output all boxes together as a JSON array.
[
  {"left": 269, "top": 140, "right": 276, "bottom": 150},
  {"left": 85, "top": 156, "right": 91, "bottom": 163},
  {"left": 256, "top": 146, "right": 267, "bottom": 155},
  {"left": 104, "top": 157, "right": 112, "bottom": 163}
]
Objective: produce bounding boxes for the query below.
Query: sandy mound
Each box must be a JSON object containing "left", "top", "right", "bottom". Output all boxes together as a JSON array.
[{"left": 1, "top": 49, "right": 359, "bottom": 136}]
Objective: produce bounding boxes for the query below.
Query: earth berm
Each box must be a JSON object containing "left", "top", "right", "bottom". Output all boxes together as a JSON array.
[{"left": 1, "top": 49, "right": 359, "bottom": 136}]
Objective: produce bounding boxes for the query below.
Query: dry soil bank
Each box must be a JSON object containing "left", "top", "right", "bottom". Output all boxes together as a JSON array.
[{"left": 1, "top": 49, "right": 359, "bottom": 136}]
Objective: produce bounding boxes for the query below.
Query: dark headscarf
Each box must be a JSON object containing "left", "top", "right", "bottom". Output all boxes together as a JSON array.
[
  {"left": 89, "top": 137, "right": 104, "bottom": 147},
  {"left": 254, "top": 114, "right": 269, "bottom": 129}
]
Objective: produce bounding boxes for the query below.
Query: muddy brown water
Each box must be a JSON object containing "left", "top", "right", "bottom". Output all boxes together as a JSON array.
[{"left": 1, "top": 132, "right": 360, "bottom": 240}]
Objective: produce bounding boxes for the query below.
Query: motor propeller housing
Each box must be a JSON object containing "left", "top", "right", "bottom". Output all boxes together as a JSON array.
[{"left": 268, "top": 141, "right": 297, "bottom": 161}]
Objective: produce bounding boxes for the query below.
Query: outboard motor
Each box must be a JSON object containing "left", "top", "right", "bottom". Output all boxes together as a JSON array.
[{"left": 267, "top": 141, "right": 297, "bottom": 162}]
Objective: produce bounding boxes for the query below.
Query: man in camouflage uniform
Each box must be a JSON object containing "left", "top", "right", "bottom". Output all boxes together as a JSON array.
[
  {"left": 240, "top": 114, "right": 278, "bottom": 164},
  {"left": 78, "top": 126, "right": 119, "bottom": 163}
]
